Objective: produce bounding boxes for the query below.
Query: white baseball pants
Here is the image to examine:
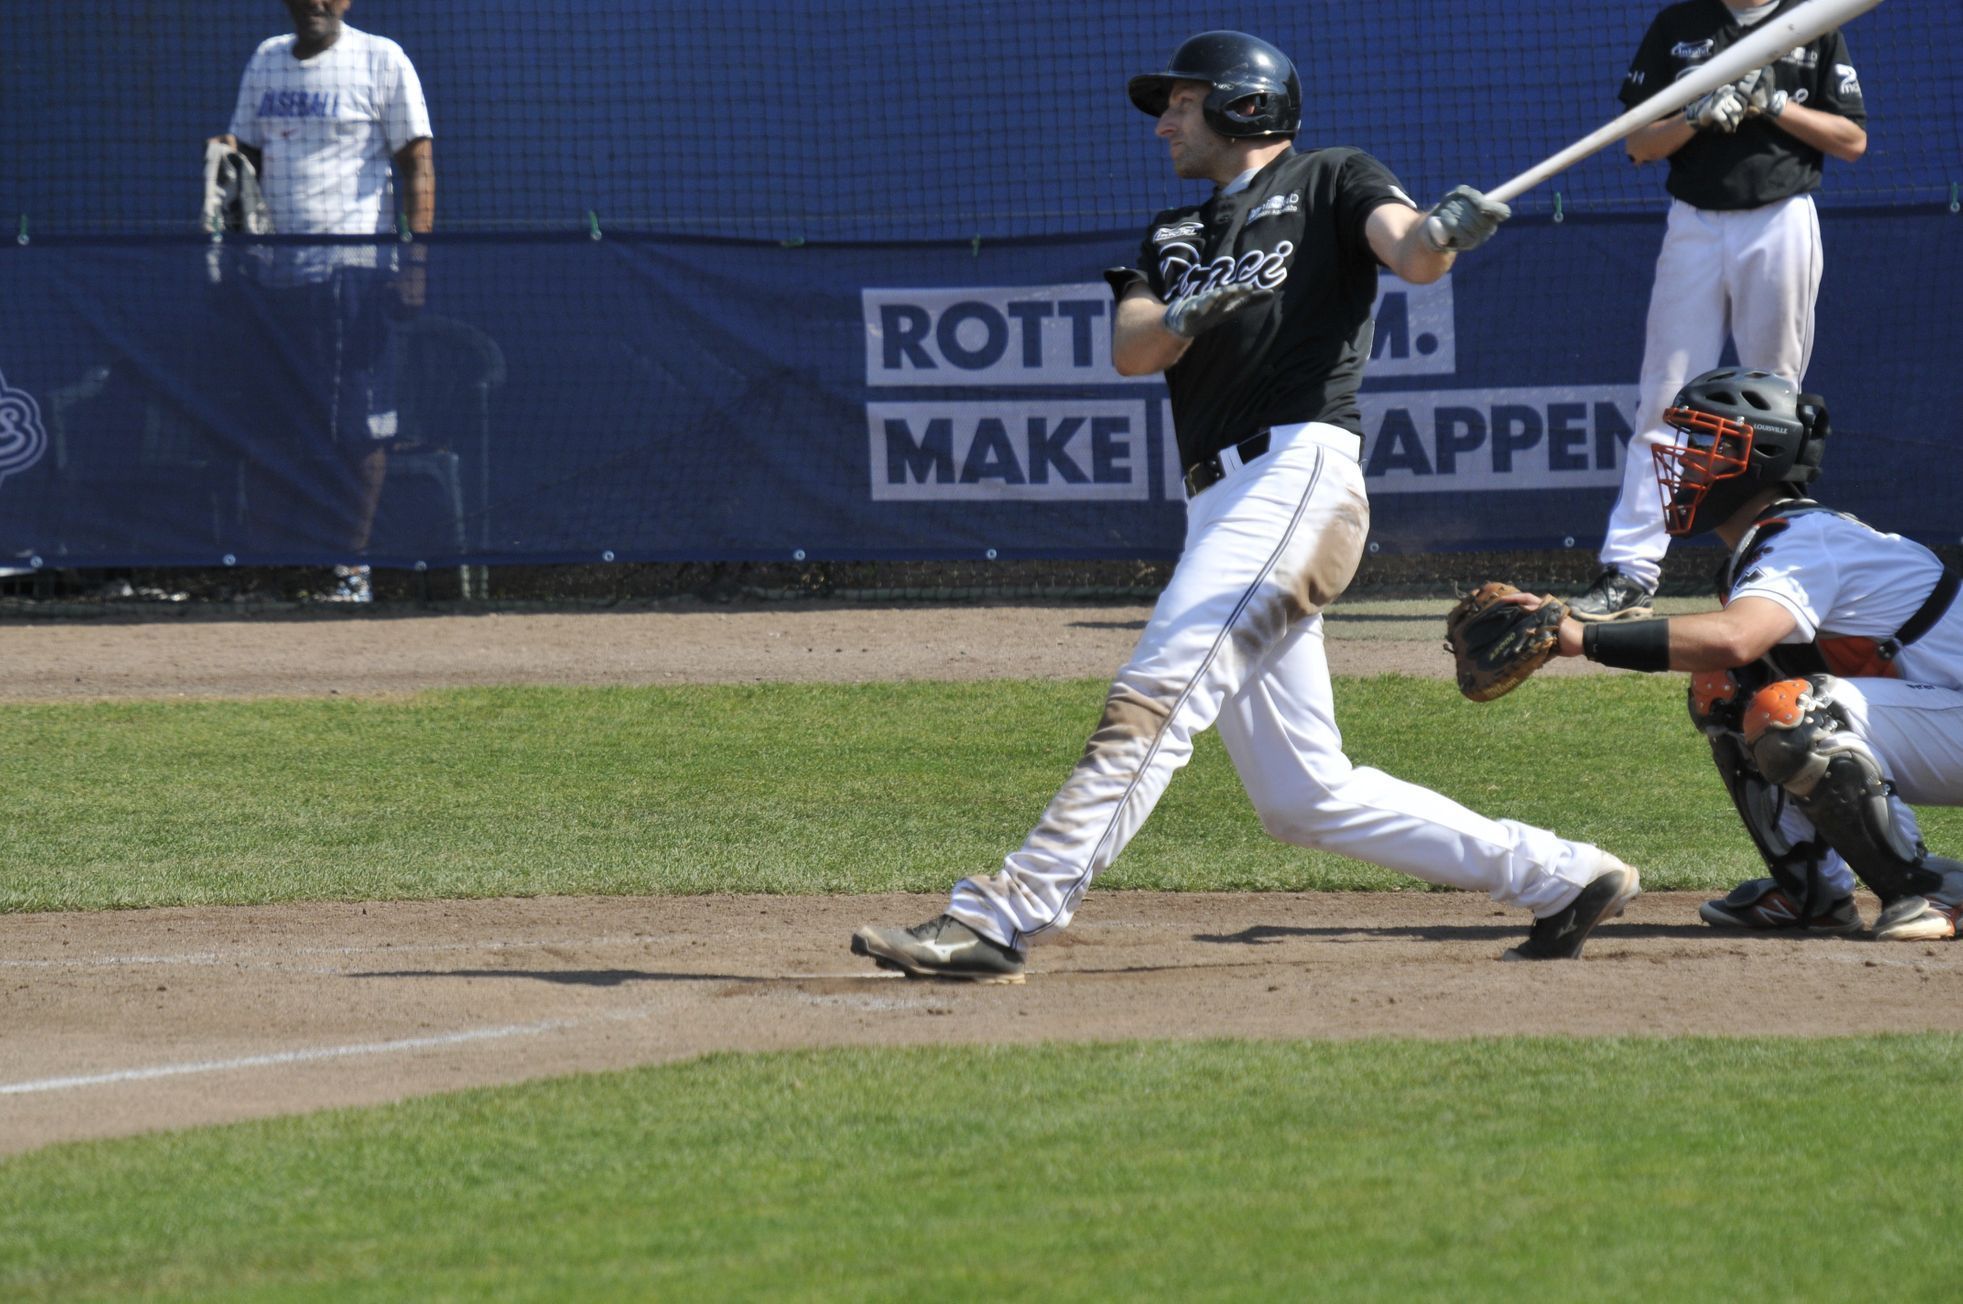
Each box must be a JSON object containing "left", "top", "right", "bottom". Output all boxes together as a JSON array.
[
  {"left": 1772, "top": 676, "right": 1963, "bottom": 897},
  {"left": 948, "top": 421, "right": 1607, "bottom": 950},
  {"left": 1601, "top": 194, "right": 1823, "bottom": 586}
]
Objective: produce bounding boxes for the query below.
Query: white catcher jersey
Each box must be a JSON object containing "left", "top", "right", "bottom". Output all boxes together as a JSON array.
[
  {"left": 1726, "top": 507, "right": 1963, "bottom": 689},
  {"left": 228, "top": 24, "right": 431, "bottom": 277}
]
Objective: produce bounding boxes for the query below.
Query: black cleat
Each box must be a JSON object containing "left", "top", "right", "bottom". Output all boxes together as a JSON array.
[
  {"left": 1503, "top": 856, "right": 1641, "bottom": 961},
  {"left": 851, "top": 914, "right": 1027, "bottom": 984},
  {"left": 1570, "top": 569, "right": 1656, "bottom": 623}
]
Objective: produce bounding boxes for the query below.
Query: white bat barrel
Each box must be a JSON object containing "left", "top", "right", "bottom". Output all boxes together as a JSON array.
[{"left": 1486, "top": 0, "right": 1883, "bottom": 207}]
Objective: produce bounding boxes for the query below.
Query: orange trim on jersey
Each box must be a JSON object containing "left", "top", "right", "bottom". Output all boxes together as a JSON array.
[{"left": 1742, "top": 679, "right": 1810, "bottom": 745}]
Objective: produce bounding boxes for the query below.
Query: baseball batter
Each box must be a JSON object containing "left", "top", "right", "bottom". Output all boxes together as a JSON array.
[
  {"left": 1517, "top": 368, "right": 1963, "bottom": 939},
  {"left": 852, "top": 31, "right": 1642, "bottom": 983},
  {"left": 1574, "top": 0, "right": 1867, "bottom": 622}
]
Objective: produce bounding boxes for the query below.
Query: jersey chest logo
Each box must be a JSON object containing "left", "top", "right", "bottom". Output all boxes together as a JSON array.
[
  {"left": 1670, "top": 38, "right": 1715, "bottom": 61},
  {"left": 1160, "top": 240, "right": 1295, "bottom": 302},
  {"left": 1246, "top": 192, "right": 1301, "bottom": 224},
  {"left": 257, "top": 90, "right": 343, "bottom": 120}
]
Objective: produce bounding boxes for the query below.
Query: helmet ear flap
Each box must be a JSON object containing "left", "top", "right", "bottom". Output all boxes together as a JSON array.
[
  {"left": 1796, "top": 393, "right": 1829, "bottom": 442},
  {"left": 1791, "top": 392, "right": 1829, "bottom": 485}
]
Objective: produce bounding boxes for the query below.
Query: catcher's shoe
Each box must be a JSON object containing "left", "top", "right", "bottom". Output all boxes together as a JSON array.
[
  {"left": 1502, "top": 855, "right": 1641, "bottom": 961},
  {"left": 1569, "top": 568, "right": 1655, "bottom": 623},
  {"left": 1870, "top": 883, "right": 1963, "bottom": 943},
  {"left": 1698, "top": 877, "right": 1863, "bottom": 933},
  {"left": 851, "top": 915, "right": 1026, "bottom": 984}
]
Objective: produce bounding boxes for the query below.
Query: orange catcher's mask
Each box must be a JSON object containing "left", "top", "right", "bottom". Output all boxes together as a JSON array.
[{"left": 1653, "top": 404, "right": 1757, "bottom": 536}]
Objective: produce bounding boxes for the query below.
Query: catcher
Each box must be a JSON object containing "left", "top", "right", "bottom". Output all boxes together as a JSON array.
[{"left": 1449, "top": 368, "right": 1963, "bottom": 941}]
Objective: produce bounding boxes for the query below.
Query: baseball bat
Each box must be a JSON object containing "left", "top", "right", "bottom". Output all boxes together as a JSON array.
[{"left": 1483, "top": 0, "right": 1883, "bottom": 206}]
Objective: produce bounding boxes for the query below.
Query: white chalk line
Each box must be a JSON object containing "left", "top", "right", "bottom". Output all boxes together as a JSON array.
[
  {"left": 0, "top": 969, "right": 905, "bottom": 1097},
  {"left": 0, "top": 1007, "right": 669, "bottom": 1097}
]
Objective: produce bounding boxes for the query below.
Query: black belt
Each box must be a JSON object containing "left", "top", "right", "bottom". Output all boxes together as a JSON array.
[{"left": 1183, "top": 431, "right": 1272, "bottom": 498}]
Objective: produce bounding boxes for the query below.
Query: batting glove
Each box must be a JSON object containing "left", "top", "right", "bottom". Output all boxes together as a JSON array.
[
  {"left": 1420, "top": 184, "right": 1511, "bottom": 254},
  {"left": 1683, "top": 82, "right": 1749, "bottom": 132},
  {"left": 1740, "top": 66, "right": 1788, "bottom": 118},
  {"left": 1162, "top": 280, "right": 1275, "bottom": 339}
]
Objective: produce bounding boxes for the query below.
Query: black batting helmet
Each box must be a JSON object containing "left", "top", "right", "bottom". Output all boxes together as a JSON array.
[
  {"left": 1127, "top": 31, "right": 1302, "bottom": 140},
  {"left": 1653, "top": 368, "right": 1829, "bottom": 536}
]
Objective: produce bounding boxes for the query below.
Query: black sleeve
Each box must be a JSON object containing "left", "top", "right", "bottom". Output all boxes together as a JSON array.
[
  {"left": 1333, "top": 150, "right": 1415, "bottom": 267},
  {"left": 1810, "top": 29, "right": 1867, "bottom": 125},
  {"left": 1104, "top": 223, "right": 1163, "bottom": 303},
  {"left": 1618, "top": 15, "right": 1673, "bottom": 111},
  {"left": 1103, "top": 266, "right": 1149, "bottom": 302}
]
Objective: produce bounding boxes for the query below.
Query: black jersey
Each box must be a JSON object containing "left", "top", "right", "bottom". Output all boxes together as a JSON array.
[
  {"left": 1104, "top": 146, "right": 1411, "bottom": 468},
  {"left": 1621, "top": 0, "right": 1865, "bottom": 211}
]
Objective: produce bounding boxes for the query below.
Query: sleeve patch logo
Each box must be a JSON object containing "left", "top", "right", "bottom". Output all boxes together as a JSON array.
[{"left": 1151, "top": 220, "right": 1205, "bottom": 243}]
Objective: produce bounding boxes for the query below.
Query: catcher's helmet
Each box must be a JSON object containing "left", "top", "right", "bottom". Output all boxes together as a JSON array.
[
  {"left": 1653, "top": 368, "right": 1829, "bottom": 536},
  {"left": 1127, "top": 31, "right": 1302, "bottom": 139}
]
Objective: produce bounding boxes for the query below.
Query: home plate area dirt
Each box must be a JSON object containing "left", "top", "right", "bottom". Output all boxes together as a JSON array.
[{"left": 4, "top": 602, "right": 1959, "bottom": 1155}]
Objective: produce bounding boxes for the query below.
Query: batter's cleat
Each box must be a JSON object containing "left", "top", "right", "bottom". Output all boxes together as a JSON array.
[
  {"left": 1502, "top": 855, "right": 1641, "bottom": 961},
  {"left": 1698, "top": 877, "right": 1863, "bottom": 933},
  {"left": 1871, "top": 895, "right": 1963, "bottom": 943},
  {"left": 851, "top": 915, "right": 1027, "bottom": 984},
  {"left": 1569, "top": 568, "right": 1656, "bottom": 623}
]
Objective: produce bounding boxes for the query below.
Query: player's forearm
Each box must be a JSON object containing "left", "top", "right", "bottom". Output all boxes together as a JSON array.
[
  {"left": 1367, "top": 205, "right": 1453, "bottom": 286},
  {"left": 1626, "top": 117, "right": 1694, "bottom": 164},
  {"left": 1111, "top": 293, "right": 1190, "bottom": 376},
  {"left": 1767, "top": 103, "right": 1866, "bottom": 163},
  {"left": 395, "top": 140, "right": 435, "bottom": 232},
  {"left": 1556, "top": 610, "right": 1780, "bottom": 672}
]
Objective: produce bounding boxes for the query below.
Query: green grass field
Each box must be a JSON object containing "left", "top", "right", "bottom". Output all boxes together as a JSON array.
[
  {"left": 6, "top": 1037, "right": 1961, "bottom": 1301},
  {"left": 6, "top": 675, "right": 1960, "bottom": 1299},
  {"left": 11, "top": 674, "right": 1951, "bottom": 912}
]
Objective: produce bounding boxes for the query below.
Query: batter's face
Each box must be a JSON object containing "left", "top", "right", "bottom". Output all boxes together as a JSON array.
[{"left": 1156, "top": 82, "right": 1233, "bottom": 181}]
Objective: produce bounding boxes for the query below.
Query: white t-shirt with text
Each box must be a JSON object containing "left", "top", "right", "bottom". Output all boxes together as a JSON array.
[{"left": 227, "top": 25, "right": 431, "bottom": 280}]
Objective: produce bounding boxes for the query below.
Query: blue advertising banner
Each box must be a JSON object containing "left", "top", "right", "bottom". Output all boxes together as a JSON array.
[{"left": 0, "top": 209, "right": 1955, "bottom": 568}]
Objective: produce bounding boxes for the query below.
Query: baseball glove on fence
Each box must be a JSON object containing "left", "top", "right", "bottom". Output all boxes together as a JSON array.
[{"left": 1444, "top": 581, "right": 1569, "bottom": 702}]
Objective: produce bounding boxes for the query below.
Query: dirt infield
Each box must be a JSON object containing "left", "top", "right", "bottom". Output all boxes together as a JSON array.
[
  {"left": 7, "top": 600, "right": 1953, "bottom": 1157},
  {"left": 0, "top": 597, "right": 1637, "bottom": 701}
]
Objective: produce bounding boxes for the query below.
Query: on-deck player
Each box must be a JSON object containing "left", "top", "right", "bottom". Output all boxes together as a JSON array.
[
  {"left": 1520, "top": 368, "right": 1963, "bottom": 940},
  {"left": 1571, "top": 0, "right": 1866, "bottom": 622},
  {"left": 851, "top": 30, "right": 1642, "bottom": 982}
]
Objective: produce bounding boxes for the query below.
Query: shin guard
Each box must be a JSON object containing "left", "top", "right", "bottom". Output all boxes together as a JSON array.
[
  {"left": 1745, "top": 676, "right": 1946, "bottom": 903},
  {"left": 1692, "top": 671, "right": 1837, "bottom": 916}
]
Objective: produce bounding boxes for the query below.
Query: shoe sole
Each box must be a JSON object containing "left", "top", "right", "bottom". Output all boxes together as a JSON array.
[
  {"left": 849, "top": 932, "right": 1027, "bottom": 984},
  {"left": 1872, "top": 918, "right": 1959, "bottom": 943},
  {"left": 1501, "top": 866, "right": 1641, "bottom": 961}
]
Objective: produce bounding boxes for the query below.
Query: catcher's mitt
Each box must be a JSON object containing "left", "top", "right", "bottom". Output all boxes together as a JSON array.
[{"left": 1444, "top": 581, "right": 1569, "bottom": 702}]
